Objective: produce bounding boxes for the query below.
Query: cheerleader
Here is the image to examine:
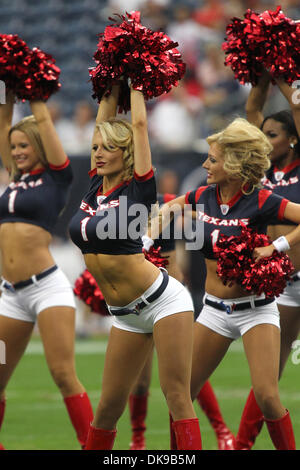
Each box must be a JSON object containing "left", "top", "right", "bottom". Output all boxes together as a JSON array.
[
  {"left": 69, "top": 83, "right": 202, "bottom": 450},
  {"left": 0, "top": 91, "right": 93, "bottom": 449},
  {"left": 147, "top": 117, "right": 300, "bottom": 449}
]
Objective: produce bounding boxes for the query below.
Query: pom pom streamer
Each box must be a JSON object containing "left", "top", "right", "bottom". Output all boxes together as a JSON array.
[
  {"left": 74, "top": 269, "right": 110, "bottom": 316},
  {"left": 213, "top": 224, "right": 294, "bottom": 298},
  {"left": 0, "top": 33, "right": 61, "bottom": 101},
  {"left": 143, "top": 245, "right": 169, "bottom": 269},
  {"left": 222, "top": 6, "right": 300, "bottom": 85},
  {"left": 89, "top": 11, "right": 186, "bottom": 112}
]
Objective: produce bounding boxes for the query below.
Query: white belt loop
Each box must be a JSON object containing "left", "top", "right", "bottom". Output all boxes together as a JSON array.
[
  {"left": 31, "top": 275, "right": 39, "bottom": 286},
  {"left": 139, "top": 294, "right": 150, "bottom": 306},
  {"left": 250, "top": 297, "right": 255, "bottom": 309}
]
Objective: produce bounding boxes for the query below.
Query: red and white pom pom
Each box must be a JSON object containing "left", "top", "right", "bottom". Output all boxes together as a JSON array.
[
  {"left": 74, "top": 270, "right": 110, "bottom": 316},
  {"left": 213, "top": 224, "right": 294, "bottom": 297},
  {"left": 222, "top": 6, "right": 300, "bottom": 86},
  {"left": 89, "top": 10, "right": 186, "bottom": 113}
]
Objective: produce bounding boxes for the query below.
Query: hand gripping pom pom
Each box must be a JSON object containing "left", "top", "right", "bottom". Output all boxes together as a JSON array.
[
  {"left": 143, "top": 245, "right": 169, "bottom": 270},
  {"left": 74, "top": 270, "right": 110, "bottom": 316},
  {"left": 213, "top": 224, "right": 294, "bottom": 298},
  {"left": 89, "top": 10, "right": 186, "bottom": 113},
  {"left": 222, "top": 6, "right": 300, "bottom": 86},
  {"left": 0, "top": 34, "right": 61, "bottom": 101}
]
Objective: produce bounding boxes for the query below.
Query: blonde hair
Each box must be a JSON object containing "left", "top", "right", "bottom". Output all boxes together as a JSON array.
[
  {"left": 8, "top": 116, "right": 47, "bottom": 181},
  {"left": 97, "top": 118, "right": 134, "bottom": 181},
  {"left": 206, "top": 118, "right": 272, "bottom": 193}
]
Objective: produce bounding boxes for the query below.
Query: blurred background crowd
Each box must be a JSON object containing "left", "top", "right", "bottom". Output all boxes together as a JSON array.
[{"left": 0, "top": 0, "right": 299, "bottom": 334}]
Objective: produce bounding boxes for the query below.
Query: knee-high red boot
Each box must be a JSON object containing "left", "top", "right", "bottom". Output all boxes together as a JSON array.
[
  {"left": 129, "top": 393, "right": 148, "bottom": 450},
  {"left": 172, "top": 418, "right": 202, "bottom": 450},
  {"left": 235, "top": 388, "right": 264, "bottom": 450},
  {"left": 197, "top": 381, "right": 235, "bottom": 450},
  {"left": 265, "top": 410, "right": 296, "bottom": 450},
  {"left": 85, "top": 425, "right": 117, "bottom": 450},
  {"left": 64, "top": 392, "right": 94, "bottom": 449},
  {"left": 0, "top": 398, "right": 6, "bottom": 450}
]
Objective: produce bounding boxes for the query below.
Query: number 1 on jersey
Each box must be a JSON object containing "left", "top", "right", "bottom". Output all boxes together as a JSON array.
[
  {"left": 8, "top": 190, "right": 18, "bottom": 213},
  {"left": 80, "top": 216, "right": 91, "bottom": 241},
  {"left": 211, "top": 229, "right": 220, "bottom": 248}
]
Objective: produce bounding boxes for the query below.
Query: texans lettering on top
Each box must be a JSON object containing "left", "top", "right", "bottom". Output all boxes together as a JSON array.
[
  {"left": 185, "top": 184, "right": 288, "bottom": 259},
  {"left": 69, "top": 168, "right": 157, "bottom": 255},
  {"left": 0, "top": 161, "right": 73, "bottom": 233}
]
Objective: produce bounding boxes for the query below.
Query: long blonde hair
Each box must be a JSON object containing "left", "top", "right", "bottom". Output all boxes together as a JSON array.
[
  {"left": 97, "top": 118, "right": 134, "bottom": 181},
  {"left": 8, "top": 115, "right": 47, "bottom": 181},
  {"left": 207, "top": 118, "right": 272, "bottom": 193}
]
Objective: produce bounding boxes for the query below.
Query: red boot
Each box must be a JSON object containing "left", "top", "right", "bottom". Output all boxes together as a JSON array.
[
  {"left": 85, "top": 425, "right": 117, "bottom": 450},
  {"left": 265, "top": 410, "right": 296, "bottom": 450},
  {"left": 129, "top": 393, "right": 148, "bottom": 450},
  {"left": 197, "top": 381, "right": 235, "bottom": 450},
  {"left": 0, "top": 443, "right": 5, "bottom": 450},
  {"left": 172, "top": 418, "right": 202, "bottom": 450},
  {"left": 235, "top": 388, "right": 264, "bottom": 450},
  {"left": 64, "top": 392, "right": 94, "bottom": 449},
  {"left": 169, "top": 413, "right": 177, "bottom": 450}
]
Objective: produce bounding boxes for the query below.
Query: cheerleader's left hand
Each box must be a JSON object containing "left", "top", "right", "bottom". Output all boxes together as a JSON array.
[{"left": 252, "top": 244, "right": 275, "bottom": 262}]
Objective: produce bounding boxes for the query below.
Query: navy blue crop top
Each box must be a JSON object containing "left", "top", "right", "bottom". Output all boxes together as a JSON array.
[
  {"left": 153, "top": 193, "right": 176, "bottom": 253},
  {"left": 262, "top": 159, "right": 300, "bottom": 226},
  {"left": 185, "top": 185, "right": 289, "bottom": 259},
  {"left": 69, "top": 168, "right": 157, "bottom": 255},
  {"left": 0, "top": 159, "right": 73, "bottom": 233}
]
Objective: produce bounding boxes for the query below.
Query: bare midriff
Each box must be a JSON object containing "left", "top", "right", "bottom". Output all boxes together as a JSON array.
[
  {"left": 84, "top": 252, "right": 160, "bottom": 306},
  {"left": 0, "top": 223, "right": 55, "bottom": 283}
]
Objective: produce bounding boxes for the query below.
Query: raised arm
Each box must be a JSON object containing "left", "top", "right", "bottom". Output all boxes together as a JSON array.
[
  {"left": 0, "top": 90, "right": 14, "bottom": 171},
  {"left": 245, "top": 69, "right": 271, "bottom": 128},
  {"left": 130, "top": 87, "right": 151, "bottom": 176},
  {"left": 30, "top": 100, "right": 68, "bottom": 167},
  {"left": 91, "top": 84, "right": 120, "bottom": 171},
  {"left": 274, "top": 78, "right": 300, "bottom": 138},
  {"left": 95, "top": 84, "right": 120, "bottom": 125}
]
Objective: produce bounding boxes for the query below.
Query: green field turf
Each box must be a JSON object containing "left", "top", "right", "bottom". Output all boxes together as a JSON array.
[{"left": 1, "top": 334, "right": 299, "bottom": 450}]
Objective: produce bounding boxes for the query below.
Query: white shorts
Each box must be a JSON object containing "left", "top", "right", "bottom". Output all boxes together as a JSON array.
[
  {"left": 197, "top": 292, "right": 280, "bottom": 340},
  {"left": 277, "top": 272, "right": 300, "bottom": 307},
  {"left": 0, "top": 267, "right": 76, "bottom": 323},
  {"left": 110, "top": 271, "right": 194, "bottom": 334}
]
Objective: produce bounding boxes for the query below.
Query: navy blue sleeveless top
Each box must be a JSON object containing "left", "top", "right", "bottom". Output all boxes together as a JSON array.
[
  {"left": 185, "top": 185, "right": 288, "bottom": 259},
  {"left": 0, "top": 159, "right": 73, "bottom": 233},
  {"left": 262, "top": 159, "right": 300, "bottom": 226},
  {"left": 69, "top": 168, "right": 157, "bottom": 255}
]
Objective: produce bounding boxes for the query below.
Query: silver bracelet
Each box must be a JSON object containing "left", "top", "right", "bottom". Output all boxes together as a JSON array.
[{"left": 272, "top": 236, "right": 290, "bottom": 252}]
